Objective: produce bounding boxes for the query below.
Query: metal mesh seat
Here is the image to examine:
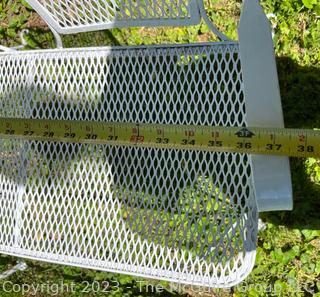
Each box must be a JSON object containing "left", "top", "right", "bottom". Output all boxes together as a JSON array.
[
  {"left": 0, "top": 43, "right": 257, "bottom": 287},
  {"left": 0, "top": 0, "right": 292, "bottom": 288}
]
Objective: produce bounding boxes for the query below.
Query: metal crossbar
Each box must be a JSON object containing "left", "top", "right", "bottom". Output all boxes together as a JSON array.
[{"left": 0, "top": 262, "right": 28, "bottom": 280}]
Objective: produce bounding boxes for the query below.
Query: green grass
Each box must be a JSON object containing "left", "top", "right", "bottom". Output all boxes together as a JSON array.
[{"left": 0, "top": 0, "right": 319, "bottom": 296}]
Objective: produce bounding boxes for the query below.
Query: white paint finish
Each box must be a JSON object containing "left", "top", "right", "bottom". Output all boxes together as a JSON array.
[
  {"left": 0, "top": 44, "right": 258, "bottom": 288},
  {"left": 26, "top": 0, "right": 230, "bottom": 41},
  {"left": 0, "top": 0, "right": 295, "bottom": 288},
  {"left": 26, "top": 0, "right": 201, "bottom": 34},
  {"left": 251, "top": 156, "right": 293, "bottom": 211},
  {"left": 238, "top": 0, "right": 292, "bottom": 212}
]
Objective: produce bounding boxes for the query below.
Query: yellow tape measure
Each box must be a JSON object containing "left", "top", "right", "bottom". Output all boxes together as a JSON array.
[{"left": 0, "top": 118, "right": 319, "bottom": 158}]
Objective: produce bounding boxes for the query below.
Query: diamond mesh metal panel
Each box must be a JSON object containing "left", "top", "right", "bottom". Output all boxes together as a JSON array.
[
  {"left": 0, "top": 43, "right": 258, "bottom": 287},
  {"left": 27, "top": 0, "right": 200, "bottom": 33}
]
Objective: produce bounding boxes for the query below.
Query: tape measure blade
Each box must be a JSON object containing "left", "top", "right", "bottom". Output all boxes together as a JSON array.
[{"left": 0, "top": 118, "right": 319, "bottom": 158}]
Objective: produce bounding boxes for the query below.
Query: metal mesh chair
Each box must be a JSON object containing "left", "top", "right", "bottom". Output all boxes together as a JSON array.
[{"left": 0, "top": 0, "right": 292, "bottom": 288}]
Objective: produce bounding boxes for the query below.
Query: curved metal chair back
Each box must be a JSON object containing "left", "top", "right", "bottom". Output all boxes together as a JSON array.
[{"left": 27, "top": 0, "right": 200, "bottom": 33}]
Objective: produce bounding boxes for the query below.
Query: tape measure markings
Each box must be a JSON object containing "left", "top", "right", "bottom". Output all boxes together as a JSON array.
[{"left": 0, "top": 118, "right": 319, "bottom": 158}]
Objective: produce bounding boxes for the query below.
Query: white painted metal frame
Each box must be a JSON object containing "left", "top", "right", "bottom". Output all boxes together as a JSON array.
[
  {"left": 26, "top": 0, "right": 229, "bottom": 41},
  {"left": 0, "top": 0, "right": 292, "bottom": 288},
  {"left": 26, "top": 0, "right": 201, "bottom": 33},
  {"left": 238, "top": 0, "right": 292, "bottom": 212}
]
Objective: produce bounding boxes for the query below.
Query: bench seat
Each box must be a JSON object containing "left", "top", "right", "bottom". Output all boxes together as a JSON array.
[{"left": 0, "top": 43, "right": 258, "bottom": 287}]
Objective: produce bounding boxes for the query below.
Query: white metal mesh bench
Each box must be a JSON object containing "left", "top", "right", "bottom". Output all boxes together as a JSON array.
[{"left": 0, "top": 0, "right": 292, "bottom": 288}]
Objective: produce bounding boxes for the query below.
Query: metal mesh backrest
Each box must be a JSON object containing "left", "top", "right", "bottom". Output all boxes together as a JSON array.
[
  {"left": 27, "top": 0, "right": 200, "bottom": 33},
  {"left": 0, "top": 43, "right": 258, "bottom": 287}
]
